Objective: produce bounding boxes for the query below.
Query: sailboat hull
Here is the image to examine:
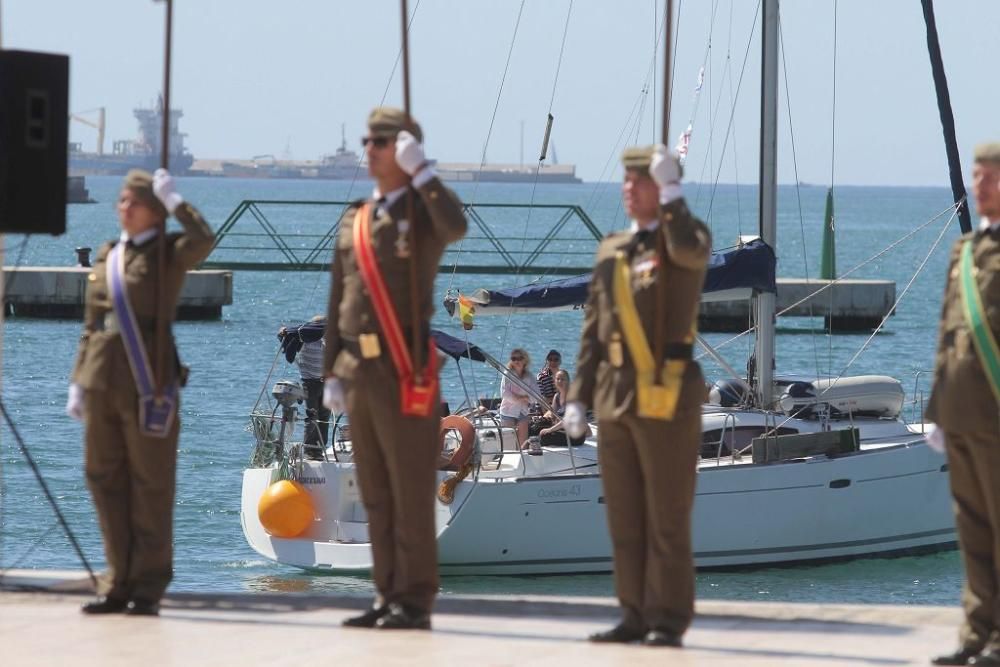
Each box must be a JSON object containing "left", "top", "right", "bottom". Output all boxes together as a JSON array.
[{"left": 240, "top": 430, "right": 955, "bottom": 574}]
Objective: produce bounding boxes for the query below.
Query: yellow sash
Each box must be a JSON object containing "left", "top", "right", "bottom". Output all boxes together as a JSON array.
[{"left": 612, "top": 251, "right": 687, "bottom": 420}]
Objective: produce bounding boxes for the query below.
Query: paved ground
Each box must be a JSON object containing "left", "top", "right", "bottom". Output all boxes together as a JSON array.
[{"left": 0, "top": 570, "right": 961, "bottom": 666}]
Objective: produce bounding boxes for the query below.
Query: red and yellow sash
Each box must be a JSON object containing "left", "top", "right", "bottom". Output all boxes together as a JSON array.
[{"left": 353, "top": 203, "right": 439, "bottom": 417}]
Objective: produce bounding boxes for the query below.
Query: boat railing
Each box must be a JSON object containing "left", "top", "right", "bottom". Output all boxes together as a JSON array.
[
  {"left": 203, "top": 199, "right": 602, "bottom": 275},
  {"left": 712, "top": 413, "right": 738, "bottom": 466},
  {"left": 909, "top": 370, "right": 934, "bottom": 428}
]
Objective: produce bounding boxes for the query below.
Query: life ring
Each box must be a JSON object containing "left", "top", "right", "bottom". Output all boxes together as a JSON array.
[{"left": 438, "top": 415, "right": 475, "bottom": 471}]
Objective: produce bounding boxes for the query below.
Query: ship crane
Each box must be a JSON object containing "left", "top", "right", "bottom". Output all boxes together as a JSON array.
[{"left": 69, "top": 107, "right": 106, "bottom": 155}]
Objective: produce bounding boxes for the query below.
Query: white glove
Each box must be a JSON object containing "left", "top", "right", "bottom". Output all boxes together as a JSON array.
[
  {"left": 926, "top": 423, "right": 945, "bottom": 453},
  {"left": 323, "top": 377, "right": 346, "bottom": 413},
  {"left": 563, "top": 401, "right": 587, "bottom": 440},
  {"left": 66, "top": 383, "right": 85, "bottom": 421},
  {"left": 394, "top": 130, "right": 427, "bottom": 177},
  {"left": 650, "top": 144, "right": 682, "bottom": 187},
  {"left": 152, "top": 168, "right": 184, "bottom": 214}
]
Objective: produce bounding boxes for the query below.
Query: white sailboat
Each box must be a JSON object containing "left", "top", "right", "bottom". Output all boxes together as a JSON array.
[{"left": 240, "top": 0, "right": 955, "bottom": 574}]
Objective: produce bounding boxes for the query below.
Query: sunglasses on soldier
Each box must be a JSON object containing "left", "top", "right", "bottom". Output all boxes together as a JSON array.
[{"left": 361, "top": 135, "right": 392, "bottom": 149}]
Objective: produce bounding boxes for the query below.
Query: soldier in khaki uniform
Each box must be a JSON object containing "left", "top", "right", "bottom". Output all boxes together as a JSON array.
[
  {"left": 564, "top": 145, "right": 711, "bottom": 647},
  {"left": 928, "top": 143, "right": 1000, "bottom": 667},
  {"left": 323, "top": 108, "right": 467, "bottom": 630},
  {"left": 66, "top": 169, "right": 214, "bottom": 616}
]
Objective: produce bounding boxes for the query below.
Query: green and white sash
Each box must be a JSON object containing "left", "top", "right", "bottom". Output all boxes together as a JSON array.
[{"left": 959, "top": 238, "right": 1000, "bottom": 405}]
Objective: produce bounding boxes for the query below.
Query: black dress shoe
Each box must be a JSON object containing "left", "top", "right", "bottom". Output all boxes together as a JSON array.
[
  {"left": 970, "top": 651, "right": 1000, "bottom": 666},
  {"left": 931, "top": 648, "right": 979, "bottom": 665},
  {"left": 375, "top": 603, "right": 431, "bottom": 630},
  {"left": 81, "top": 596, "right": 128, "bottom": 615},
  {"left": 588, "top": 622, "right": 646, "bottom": 644},
  {"left": 125, "top": 599, "right": 160, "bottom": 616},
  {"left": 342, "top": 605, "right": 389, "bottom": 628},
  {"left": 643, "top": 628, "right": 682, "bottom": 647},
  {"left": 933, "top": 647, "right": 982, "bottom": 665}
]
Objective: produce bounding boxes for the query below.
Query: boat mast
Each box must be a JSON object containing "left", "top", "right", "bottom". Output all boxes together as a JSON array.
[
  {"left": 920, "top": 0, "right": 972, "bottom": 234},
  {"left": 754, "top": 0, "right": 779, "bottom": 408}
]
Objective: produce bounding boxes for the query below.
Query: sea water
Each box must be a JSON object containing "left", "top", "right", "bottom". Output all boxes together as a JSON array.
[{"left": 0, "top": 174, "right": 967, "bottom": 604}]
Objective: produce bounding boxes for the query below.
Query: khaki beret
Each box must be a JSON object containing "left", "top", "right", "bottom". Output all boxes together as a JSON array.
[
  {"left": 621, "top": 144, "right": 684, "bottom": 180},
  {"left": 367, "top": 106, "right": 423, "bottom": 143},
  {"left": 621, "top": 145, "right": 655, "bottom": 173},
  {"left": 974, "top": 142, "right": 1000, "bottom": 165},
  {"left": 122, "top": 169, "right": 167, "bottom": 218}
]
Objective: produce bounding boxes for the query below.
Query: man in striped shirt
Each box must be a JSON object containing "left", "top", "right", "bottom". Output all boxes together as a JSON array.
[
  {"left": 536, "top": 349, "right": 562, "bottom": 406},
  {"left": 278, "top": 315, "right": 328, "bottom": 460}
]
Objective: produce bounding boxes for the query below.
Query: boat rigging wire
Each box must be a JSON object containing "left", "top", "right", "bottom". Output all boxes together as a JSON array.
[
  {"left": 758, "top": 202, "right": 958, "bottom": 437},
  {"left": 697, "top": 199, "right": 964, "bottom": 359},
  {"left": 445, "top": 0, "right": 527, "bottom": 292},
  {"left": 826, "top": 0, "right": 839, "bottom": 369},
  {"left": 824, "top": 201, "right": 959, "bottom": 393},
  {"left": 725, "top": 0, "right": 745, "bottom": 240},
  {"left": 0, "top": 398, "right": 98, "bottom": 589},
  {"left": 778, "top": 17, "right": 824, "bottom": 382},
  {"left": 699, "top": 0, "right": 760, "bottom": 225},
  {"left": 495, "top": 0, "right": 574, "bottom": 363}
]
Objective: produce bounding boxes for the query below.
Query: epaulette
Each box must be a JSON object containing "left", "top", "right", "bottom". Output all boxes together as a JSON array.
[{"left": 96, "top": 240, "right": 116, "bottom": 260}]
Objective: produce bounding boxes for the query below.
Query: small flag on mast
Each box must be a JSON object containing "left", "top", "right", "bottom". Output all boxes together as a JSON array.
[{"left": 458, "top": 295, "right": 476, "bottom": 330}]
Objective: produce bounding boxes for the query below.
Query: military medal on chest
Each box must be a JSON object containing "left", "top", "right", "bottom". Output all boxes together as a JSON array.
[
  {"left": 608, "top": 331, "right": 625, "bottom": 367},
  {"left": 395, "top": 218, "right": 411, "bottom": 258},
  {"left": 631, "top": 250, "right": 659, "bottom": 289}
]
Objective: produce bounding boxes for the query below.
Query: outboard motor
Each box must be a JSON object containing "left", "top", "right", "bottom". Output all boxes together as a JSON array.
[
  {"left": 779, "top": 381, "right": 818, "bottom": 418},
  {"left": 708, "top": 379, "right": 751, "bottom": 407},
  {"left": 271, "top": 381, "right": 307, "bottom": 457}
]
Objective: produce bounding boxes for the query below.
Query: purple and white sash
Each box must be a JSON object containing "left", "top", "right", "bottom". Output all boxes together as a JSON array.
[{"left": 107, "top": 242, "right": 177, "bottom": 438}]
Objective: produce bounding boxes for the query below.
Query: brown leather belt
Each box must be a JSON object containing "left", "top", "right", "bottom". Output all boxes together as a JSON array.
[{"left": 662, "top": 343, "right": 693, "bottom": 360}]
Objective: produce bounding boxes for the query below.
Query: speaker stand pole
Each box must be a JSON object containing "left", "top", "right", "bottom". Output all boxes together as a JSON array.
[{"left": 0, "top": 235, "right": 5, "bottom": 395}]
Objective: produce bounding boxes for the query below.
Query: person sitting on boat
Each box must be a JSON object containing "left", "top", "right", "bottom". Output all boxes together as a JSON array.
[
  {"left": 277, "top": 315, "right": 328, "bottom": 460},
  {"left": 539, "top": 369, "right": 590, "bottom": 446},
  {"left": 499, "top": 348, "right": 538, "bottom": 449},
  {"left": 536, "top": 348, "right": 562, "bottom": 405}
]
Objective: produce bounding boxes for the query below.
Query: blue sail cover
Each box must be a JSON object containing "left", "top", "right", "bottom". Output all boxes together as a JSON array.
[
  {"left": 460, "top": 239, "right": 775, "bottom": 314},
  {"left": 431, "top": 329, "right": 489, "bottom": 362}
]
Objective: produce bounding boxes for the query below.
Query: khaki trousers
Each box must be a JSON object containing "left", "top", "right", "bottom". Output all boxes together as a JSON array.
[
  {"left": 345, "top": 360, "right": 440, "bottom": 613},
  {"left": 947, "top": 426, "right": 1000, "bottom": 652},
  {"left": 597, "top": 409, "right": 700, "bottom": 635},
  {"left": 84, "top": 386, "right": 179, "bottom": 602}
]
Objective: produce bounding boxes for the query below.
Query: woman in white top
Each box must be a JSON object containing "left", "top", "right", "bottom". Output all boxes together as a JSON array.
[
  {"left": 498, "top": 348, "right": 538, "bottom": 449},
  {"left": 539, "top": 369, "right": 591, "bottom": 444}
]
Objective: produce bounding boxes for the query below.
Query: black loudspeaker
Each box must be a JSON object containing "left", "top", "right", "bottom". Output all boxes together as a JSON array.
[{"left": 0, "top": 50, "right": 69, "bottom": 235}]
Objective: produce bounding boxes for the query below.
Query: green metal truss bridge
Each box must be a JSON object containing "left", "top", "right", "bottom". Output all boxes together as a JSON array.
[{"left": 202, "top": 199, "right": 604, "bottom": 275}]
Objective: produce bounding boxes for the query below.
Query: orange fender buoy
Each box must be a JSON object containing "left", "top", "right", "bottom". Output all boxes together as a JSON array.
[
  {"left": 438, "top": 415, "right": 475, "bottom": 471},
  {"left": 258, "top": 479, "right": 314, "bottom": 538}
]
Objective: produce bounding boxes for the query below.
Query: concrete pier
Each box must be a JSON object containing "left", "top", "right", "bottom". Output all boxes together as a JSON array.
[
  {"left": 2, "top": 267, "right": 233, "bottom": 320},
  {"left": 700, "top": 278, "right": 896, "bottom": 332},
  {"left": 0, "top": 569, "right": 963, "bottom": 666}
]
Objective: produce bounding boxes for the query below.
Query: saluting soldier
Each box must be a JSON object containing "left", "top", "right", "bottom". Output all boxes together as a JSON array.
[
  {"left": 564, "top": 145, "right": 711, "bottom": 647},
  {"left": 928, "top": 143, "right": 1000, "bottom": 667},
  {"left": 66, "top": 169, "right": 214, "bottom": 616},
  {"left": 323, "top": 107, "right": 467, "bottom": 630}
]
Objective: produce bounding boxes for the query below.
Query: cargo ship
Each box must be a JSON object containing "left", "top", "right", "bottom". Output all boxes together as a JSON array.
[
  {"left": 69, "top": 96, "right": 194, "bottom": 175},
  {"left": 189, "top": 123, "right": 582, "bottom": 183}
]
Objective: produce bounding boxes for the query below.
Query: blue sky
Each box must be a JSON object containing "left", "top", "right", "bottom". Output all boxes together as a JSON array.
[{"left": 3, "top": 0, "right": 997, "bottom": 185}]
